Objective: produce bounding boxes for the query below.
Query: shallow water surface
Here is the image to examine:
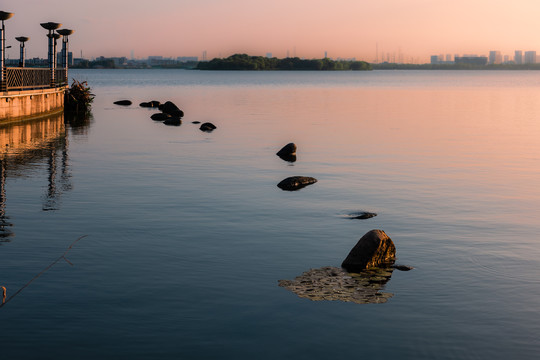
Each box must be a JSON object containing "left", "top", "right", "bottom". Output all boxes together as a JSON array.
[{"left": 1, "top": 69, "right": 539, "bottom": 359}]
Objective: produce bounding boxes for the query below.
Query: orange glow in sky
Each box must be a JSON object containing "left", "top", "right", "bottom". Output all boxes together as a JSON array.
[{"left": 3, "top": 0, "right": 540, "bottom": 62}]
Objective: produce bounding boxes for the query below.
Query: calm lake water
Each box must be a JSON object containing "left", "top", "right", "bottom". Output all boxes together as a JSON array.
[{"left": 1, "top": 69, "right": 540, "bottom": 359}]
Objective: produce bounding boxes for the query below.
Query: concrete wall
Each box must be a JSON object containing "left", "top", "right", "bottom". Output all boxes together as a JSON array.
[{"left": 0, "top": 87, "right": 66, "bottom": 123}]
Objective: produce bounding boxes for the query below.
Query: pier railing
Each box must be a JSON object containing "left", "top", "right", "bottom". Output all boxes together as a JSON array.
[{"left": 1, "top": 68, "right": 67, "bottom": 91}]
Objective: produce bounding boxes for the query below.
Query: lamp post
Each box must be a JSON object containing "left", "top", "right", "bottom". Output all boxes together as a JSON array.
[
  {"left": 40, "top": 22, "right": 61, "bottom": 88},
  {"left": 56, "top": 29, "right": 73, "bottom": 85},
  {"left": 0, "top": 11, "right": 14, "bottom": 92},
  {"left": 15, "top": 36, "right": 29, "bottom": 68},
  {"left": 50, "top": 33, "right": 61, "bottom": 86}
]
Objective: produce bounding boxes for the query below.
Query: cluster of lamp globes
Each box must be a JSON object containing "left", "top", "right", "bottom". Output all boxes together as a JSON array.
[{"left": 0, "top": 10, "right": 74, "bottom": 68}]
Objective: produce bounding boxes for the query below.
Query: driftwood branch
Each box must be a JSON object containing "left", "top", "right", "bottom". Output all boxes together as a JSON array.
[{"left": 1, "top": 235, "right": 88, "bottom": 308}]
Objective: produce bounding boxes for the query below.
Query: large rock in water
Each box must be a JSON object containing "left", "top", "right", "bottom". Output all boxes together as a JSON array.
[
  {"left": 113, "top": 100, "right": 132, "bottom": 106},
  {"left": 277, "top": 176, "right": 317, "bottom": 191},
  {"left": 163, "top": 117, "right": 181, "bottom": 126},
  {"left": 199, "top": 122, "right": 217, "bottom": 132},
  {"left": 341, "top": 230, "right": 396, "bottom": 272},
  {"left": 277, "top": 142, "right": 296, "bottom": 156},
  {"left": 276, "top": 142, "right": 297, "bottom": 162},
  {"left": 150, "top": 113, "right": 171, "bottom": 121},
  {"left": 140, "top": 100, "right": 161, "bottom": 108},
  {"left": 161, "top": 101, "right": 184, "bottom": 118}
]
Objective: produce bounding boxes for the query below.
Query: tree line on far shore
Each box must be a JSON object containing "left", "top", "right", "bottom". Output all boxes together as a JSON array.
[{"left": 196, "top": 54, "right": 372, "bottom": 71}]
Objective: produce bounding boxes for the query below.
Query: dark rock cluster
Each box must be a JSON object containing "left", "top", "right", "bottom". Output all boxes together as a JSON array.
[
  {"left": 110, "top": 103, "right": 413, "bottom": 305},
  {"left": 114, "top": 98, "right": 219, "bottom": 130},
  {"left": 276, "top": 143, "right": 316, "bottom": 191}
]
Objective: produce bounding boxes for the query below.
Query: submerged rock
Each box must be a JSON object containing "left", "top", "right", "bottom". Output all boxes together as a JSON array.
[
  {"left": 349, "top": 212, "right": 377, "bottom": 220},
  {"left": 163, "top": 117, "right": 182, "bottom": 126},
  {"left": 150, "top": 113, "right": 171, "bottom": 121},
  {"left": 113, "top": 100, "right": 132, "bottom": 106},
  {"left": 161, "top": 101, "right": 184, "bottom": 118},
  {"left": 278, "top": 266, "right": 394, "bottom": 304},
  {"left": 392, "top": 264, "right": 414, "bottom": 271},
  {"left": 199, "top": 122, "right": 217, "bottom": 132},
  {"left": 341, "top": 230, "right": 396, "bottom": 272},
  {"left": 139, "top": 102, "right": 152, "bottom": 108},
  {"left": 277, "top": 176, "right": 317, "bottom": 191},
  {"left": 192, "top": 121, "right": 201, "bottom": 124},
  {"left": 276, "top": 143, "right": 297, "bottom": 162}
]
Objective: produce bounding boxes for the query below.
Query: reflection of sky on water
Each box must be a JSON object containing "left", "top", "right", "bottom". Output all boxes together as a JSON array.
[{"left": 2, "top": 70, "right": 540, "bottom": 359}]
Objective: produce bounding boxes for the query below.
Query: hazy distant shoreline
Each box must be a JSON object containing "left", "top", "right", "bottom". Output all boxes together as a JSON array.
[
  {"left": 372, "top": 63, "right": 540, "bottom": 70},
  {"left": 71, "top": 63, "right": 540, "bottom": 71},
  {"left": 70, "top": 53, "right": 540, "bottom": 71}
]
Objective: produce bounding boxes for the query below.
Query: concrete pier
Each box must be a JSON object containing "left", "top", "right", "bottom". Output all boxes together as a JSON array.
[
  {"left": 0, "top": 86, "right": 66, "bottom": 123},
  {"left": 0, "top": 11, "right": 73, "bottom": 124}
]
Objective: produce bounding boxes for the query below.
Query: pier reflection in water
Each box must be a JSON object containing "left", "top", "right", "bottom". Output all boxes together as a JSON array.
[{"left": 0, "top": 111, "right": 91, "bottom": 240}]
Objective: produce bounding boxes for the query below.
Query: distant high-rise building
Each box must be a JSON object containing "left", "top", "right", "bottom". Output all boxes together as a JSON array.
[
  {"left": 202, "top": 50, "right": 207, "bottom": 61},
  {"left": 56, "top": 51, "right": 73, "bottom": 66},
  {"left": 131, "top": 50, "right": 134, "bottom": 60},
  {"left": 489, "top": 51, "right": 502, "bottom": 64},
  {"left": 324, "top": 51, "right": 327, "bottom": 58},
  {"left": 430, "top": 55, "right": 439, "bottom": 64},
  {"left": 266, "top": 53, "right": 272, "bottom": 58},
  {"left": 524, "top": 51, "right": 536, "bottom": 64},
  {"left": 446, "top": 54, "right": 452, "bottom": 62},
  {"left": 515, "top": 50, "right": 523, "bottom": 64},
  {"left": 503, "top": 55, "right": 509, "bottom": 63}
]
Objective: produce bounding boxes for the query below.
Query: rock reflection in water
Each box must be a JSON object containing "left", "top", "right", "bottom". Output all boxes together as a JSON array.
[
  {"left": 278, "top": 266, "right": 394, "bottom": 304},
  {"left": 0, "top": 111, "right": 91, "bottom": 240}
]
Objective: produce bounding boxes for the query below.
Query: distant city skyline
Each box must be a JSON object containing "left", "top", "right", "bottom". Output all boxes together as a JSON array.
[{"left": 3, "top": 0, "right": 540, "bottom": 63}]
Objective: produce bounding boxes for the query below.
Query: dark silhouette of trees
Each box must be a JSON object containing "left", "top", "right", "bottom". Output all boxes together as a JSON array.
[{"left": 197, "top": 54, "right": 372, "bottom": 71}]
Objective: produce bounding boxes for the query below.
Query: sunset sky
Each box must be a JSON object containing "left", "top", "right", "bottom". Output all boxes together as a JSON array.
[{"left": 2, "top": 0, "right": 540, "bottom": 62}]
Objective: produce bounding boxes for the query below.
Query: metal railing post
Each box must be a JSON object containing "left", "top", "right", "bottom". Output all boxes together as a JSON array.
[{"left": 0, "top": 11, "right": 14, "bottom": 92}]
